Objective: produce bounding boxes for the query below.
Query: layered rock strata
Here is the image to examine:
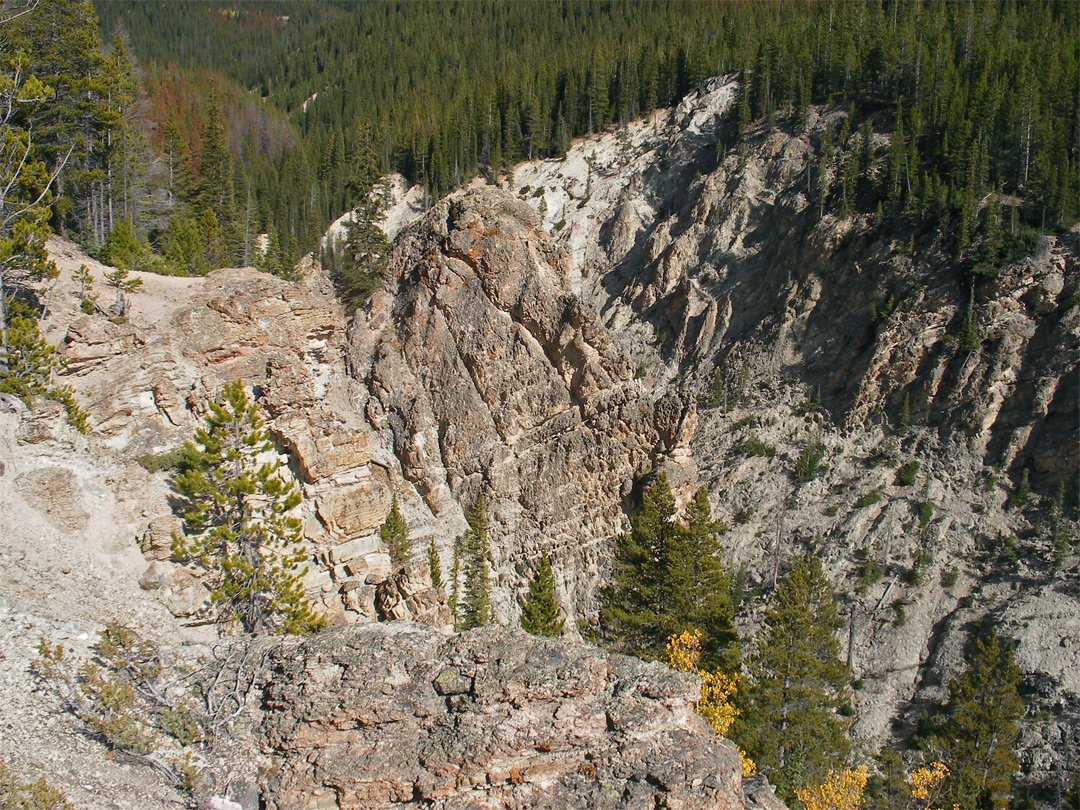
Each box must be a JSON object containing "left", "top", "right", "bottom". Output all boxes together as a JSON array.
[{"left": 254, "top": 624, "right": 777, "bottom": 810}]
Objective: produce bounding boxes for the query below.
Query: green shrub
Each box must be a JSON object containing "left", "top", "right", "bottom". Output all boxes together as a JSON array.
[
  {"left": 136, "top": 448, "right": 186, "bottom": 474},
  {"left": 897, "top": 460, "right": 920, "bottom": 486},
  {"left": 941, "top": 567, "right": 959, "bottom": 588},
  {"left": 859, "top": 559, "right": 884, "bottom": 586},
  {"left": 917, "top": 499, "right": 933, "bottom": 531},
  {"left": 735, "top": 506, "right": 755, "bottom": 524},
  {"left": 0, "top": 764, "right": 72, "bottom": 810},
  {"left": 739, "top": 435, "right": 777, "bottom": 458},
  {"left": 869, "top": 438, "right": 900, "bottom": 468},
  {"left": 792, "top": 439, "right": 826, "bottom": 484},
  {"left": 856, "top": 489, "right": 883, "bottom": 508},
  {"left": 1006, "top": 469, "right": 1031, "bottom": 511}
]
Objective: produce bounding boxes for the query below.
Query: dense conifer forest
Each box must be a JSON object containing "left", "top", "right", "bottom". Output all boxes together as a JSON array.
[{"left": 83, "top": 0, "right": 1078, "bottom": 275}]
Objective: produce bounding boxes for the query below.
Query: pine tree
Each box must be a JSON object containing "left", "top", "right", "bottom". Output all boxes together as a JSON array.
[
  {"left": 519, "top": 552, "right": 564, "bottom": 637},
  {"left": 100, "top": 218, "right": 142, "bottom": 271},
  {"left": 0, "top": 35, "right": 60, "bottom": 351},
  {"left": 457, "top": 493, "right": 492, "bottom": 630},
  {"left": 73, "top": 263, "right": 97, "bottom": 313},
  {"left": 669, "top": 486, "right": 738, "bottom": 670},
  {"left": 427, "top": 537, "right": 442, "bottom": 589},
  {"left": 601, "top": 475, "right": 739, "bottom": 668},
  {"left": 928, "top": 634, "right": 1023, "bottom": 810},
  {"left": 339, "top": 122, "right": 389, "bottom": 310},
  {"left": 380, "top": 493, "right": 410, "bottom": 569},
  {"left": 735, "top": 553, "right": 851, "bottom": 802},
  {"left": 897, "top": 392, "right": 911, "bottom": 436},
  {"left": 449, "top": 536, "right": 461, "bottom": 620},
  {"left": 172, "top": 380, "right": 324, "bottom": 636},
  {"left": 191, "top": 82, "right": 233, "bottom": 232},
  {"left": 0, "top": 307, "right": 89, "bottom": 433},
  {"left": 103, "top": 265, "right": 141, "bottom": 319},
  {"left": 600, "top": 472, "right": 682, "bottom": 659}
]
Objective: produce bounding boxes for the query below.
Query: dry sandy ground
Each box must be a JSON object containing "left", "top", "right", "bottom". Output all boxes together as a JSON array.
[{"left": 41, "top": 236, "right": 206, "bottom": 346}]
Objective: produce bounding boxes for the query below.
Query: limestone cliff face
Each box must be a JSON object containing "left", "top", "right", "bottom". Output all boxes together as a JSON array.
[{"left": 347, "top": 189, "right": 696, "bottom": 623}]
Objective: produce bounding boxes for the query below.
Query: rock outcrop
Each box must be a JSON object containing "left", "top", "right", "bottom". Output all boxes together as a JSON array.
[
  {"left": 254, "top": 624, "right": 763, "bottom": 810},
  {"left": 348, "top": 188, "right": 697, "bottom": 624}
]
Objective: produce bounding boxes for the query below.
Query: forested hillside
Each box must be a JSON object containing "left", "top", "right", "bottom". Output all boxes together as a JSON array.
[
  {"left": 3, "top": 2, "right": 1079, "bottom": 808},
  {"left": 87, "top": 0, "right": 1078, "bottom": 278}
]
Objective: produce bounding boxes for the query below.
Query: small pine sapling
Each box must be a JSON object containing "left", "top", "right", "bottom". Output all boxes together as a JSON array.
[
  {"left": 103, "top": 266, "right": 142, "bottom": 319},
  {"left": 519, "top": 552, "right": 564, "bottom": 637},
  {"left": 73, "top": 263, "right": 98, "bottom": 314},
  {"left": 380, "top": 493, "right": 411, "bottom": 569}
]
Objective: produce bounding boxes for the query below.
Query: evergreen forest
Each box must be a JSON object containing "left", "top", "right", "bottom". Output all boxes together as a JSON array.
[{"left": 4, "top": 0, "right": 1074, "bottom": 284}]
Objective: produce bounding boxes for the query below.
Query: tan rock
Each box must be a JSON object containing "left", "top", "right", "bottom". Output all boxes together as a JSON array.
[
  {"left": 276, "top": 420, "right": 372, "bottom": 484},
  {"left": 138, "top": 561, "right": 209, "bottom": 617},
  {"left": 140, "top": 514, "right": 182, "bottom": 561},
  {"left": 14, "top": 467, "right": 88, "bottom": 532},
  {"left": 315, "top": 480, "right": 389, "bottom": 540},
  {"left": 373, "top": 563, "right": 453, "bottom": 631}
]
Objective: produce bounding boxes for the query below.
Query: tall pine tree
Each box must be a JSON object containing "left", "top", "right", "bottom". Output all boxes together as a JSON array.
[
  {"left": 456, "top": 493, "right": 492, "bottom": 631},
  {"left": 380, "top": 493, "right": 410, "bottom": 569},
  {"left": 928, "top": 634, "right": 1023, "bottom": 810},
  {"left": 338, "top": 122, "right": 389, "bottom": 309},
  {"left": 735, "top": 553, "right": 851, "bottom": 802},
  {"left": 600, "top": 472, "right": 682, "bottom": 659},
  {"left": 669, "top": 486, "right": 738, "bottom": 670},
  {"left": 600, "top": 473, "right": 737, "bottom": 668}
]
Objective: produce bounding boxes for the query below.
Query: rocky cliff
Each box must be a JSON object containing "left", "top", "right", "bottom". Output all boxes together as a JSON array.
[
  {"left": 3, "top": 74, "right": 1077, "bottom": 807},
  {"left": 500, "top": 77, "right": 1079, "bottom": 802},
  {"left": 348, "top": 188, "right": 696, "bottom": 623}
]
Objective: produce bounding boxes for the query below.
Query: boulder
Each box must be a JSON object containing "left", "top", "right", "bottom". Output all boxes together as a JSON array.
[{"left": 255, "top": 625, "right": 754, "bottom": 810}]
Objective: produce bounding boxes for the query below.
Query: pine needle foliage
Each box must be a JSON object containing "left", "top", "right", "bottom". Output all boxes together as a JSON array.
[
  {"left": 0, "top": 307, "right": 89, "bottom": 433},
  {"left": 427, "top": 537, "right": 442, "bottom": 589},
  {"left": 519, "top": 552, "right": 564, "bottom": 637},
  {"left": 600, "top": 476, "right": 737, "bottom": 670},
  {"left": 925, "top": 634, "right": 1023, "bottom": 810},
  {"left": 455, "top": 493, "right": 492, "bottom": 631},
  {"left": 380, "top": 493, "right": 410, "bottom": 569},
  {"left": 600, "top": 472, "right": 682, "bottom": 658},
  {"left": 337, "top": 124, "right": 389, "bottom": 310},
  {"left": 735, "top": 553, "right": 851, "bottom": 802},
  {"left": 171, "top": 381, "right": 324, "bottom": 636}
]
